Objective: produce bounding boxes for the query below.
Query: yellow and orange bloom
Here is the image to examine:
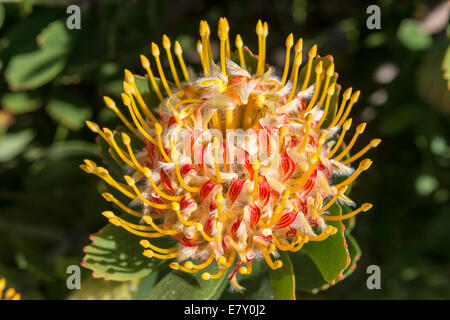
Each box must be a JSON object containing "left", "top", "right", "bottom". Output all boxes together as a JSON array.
[
  {"left": 82, "top": 18, "right": 380, "bottom": 290},
  {"left": 0, "top": 278, "right": 21, "bottom": 300}
]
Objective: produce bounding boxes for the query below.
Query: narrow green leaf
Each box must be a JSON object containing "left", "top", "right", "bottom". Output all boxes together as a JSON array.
[
  {"left": 1, "top": 92, "right": 42, "bottom": 115},
  {"left": 269, "top": 251, "right": 296, "bottom": 300},
  {"left": 0, "top": 130, "right": 35, "bottom": 162},
  {"left": 6, "top": 47, "right": 68, "bottom": 90},
  {"left": 46, "top": 98, "right": 92, "bottom": 131}
]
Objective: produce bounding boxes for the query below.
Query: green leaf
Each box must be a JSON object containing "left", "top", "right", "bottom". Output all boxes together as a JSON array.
[
  {"left": 269, "top": 251, "right": 296, "bottom": 300},
  {"left": 290, "top": 252, "right": 328, "bottom": 294},
  {"left": 6, "top": 47, "right": 68, "bottom": 91},
  {"left": 70, "top": 277, "right": 138, "bottom": 300},
  {"left": 146, "top": 263, "right": 231, "bottom": 300},
  {"left": 46, "top": 98, "right": 92, "bottom": 131},
  {"left": 82, "top": 223, "right": 170, "bottom": 281},
  {"left": 46, "top": 140, "right": 100, "bottom": 160},
  {"left": 302, "top": 204, "right": 349, "bottom": 283},
  {"left": 133, "top": 271, "right": 160, "bottom": 300},
  {"left": 1, "top": 92, "right": 42, "bottom": 115},
  {"left": 37, "top": 20, "right": 71, "bottom": 49},
  {"left": 397, "top": 19, "right": 433, "bottom": 51},
  {"left": 291, "top": 233, "right": 361, "bottom": 293},
  {"left": 0, "top": 129, "right": 35, "bottom": 162},
  {"left": 5, "top": 20, "right": 71, "bottom": 91}
]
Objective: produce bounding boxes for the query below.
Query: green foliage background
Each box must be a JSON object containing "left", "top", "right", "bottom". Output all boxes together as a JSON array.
[{"left": 0, "top": 0, "right": 448, "bottom": 299}]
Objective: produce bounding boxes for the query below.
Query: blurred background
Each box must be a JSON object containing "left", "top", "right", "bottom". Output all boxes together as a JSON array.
[{"left": 0, "top": 0, "right": 448, "bottom": 299}]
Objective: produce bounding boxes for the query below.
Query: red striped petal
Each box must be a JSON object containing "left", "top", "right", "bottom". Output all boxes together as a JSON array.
[
  {"left": 200, "top": 180, "right": 215, "bottom": 201},
  {"left": 228, "top": 178, "right": 246, "bottom": 205}
]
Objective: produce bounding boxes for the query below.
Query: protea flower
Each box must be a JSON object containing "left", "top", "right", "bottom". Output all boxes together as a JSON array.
[
  {"left": 0, "top": 278, "right": 21, "bottom": 300},
  {"left": 81, "top": 18, "right": 380, "bottom": 291}
]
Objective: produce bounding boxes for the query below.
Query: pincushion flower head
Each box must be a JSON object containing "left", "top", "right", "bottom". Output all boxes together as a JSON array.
[{"left": 81, "top": 18, "right": 380, "bottom": 291}]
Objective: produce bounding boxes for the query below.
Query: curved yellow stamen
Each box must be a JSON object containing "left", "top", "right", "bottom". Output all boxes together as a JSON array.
[
  {"left": 317, "top": 82, "right": 335, "bottom": 128},
  {"left": 289, "top": 38, "right": 303, "bottom": 82},
  {"left": 101, "top": 192, "right": 144, "bottom": 218},
  {"left": 328, "top": 87, "right": 352, "bottom": 128},
  {"left": 140, "top": 239, "right": 178, "bottom": 254},
  {"left": 281, "top": 33, "right": 294, "bottom": 85},
  {"left": 171, "top": 202, "right": 196, "bottom": 226},
  {"left": 154, "top": 122, "right": 172, "bottom": 162},
  {"left": 218, "top": 18, "right": 228, "bottom": 76},
  {"left": 185, "top": 253, "right": 215, "bottom": 270},
  {"left": 125, "top": 70, "right": 158, "bottom": 123},
  {"left": 151, "top": 42, "right": 172, "bottom": 96},
  {"left": 337, "top": 90, "right": 360, "bottom": 127},
  {"left": 235, "top": 34, "right": 246, "bottom": 68},
  {"left": 251, "top": 160, "right": 260, "bottom": 199},
  {"left": 290, "top": 155, "right": 319, "bottom": 192},
  {"left": 110, "top": 220, "right": 164, "bottom": 238},
  {"left": 121, "top": 93, "right": 157, "bottom": 145},
  {"left": 290, "top": 235, "right": 309, "bottom": 252},
  {"left": 199, "top": 21, "right": 210, "bottom": 76},
  {"left": 213, "top": 137, "right": 225, "bottom": 183},
  {"left": 287, "top": 53, "right": 303, "bottom": 102},
  {"left": 140, "top": 54, "right": 164, "bottom": 101},
  {"left": 333, "top": 123, "right": 366, "bottom": 161},
  {"left": 170, "top": 262, "right": 201, "bottom": 273},
  {"left": 103, "top": 96, "right": 139, "bottom": 137},
  {"left": 201, "top": 266, "right": 225, "bottom": 280},
  {"left": 343, "top": 139, "right": 381, "bottom": 165},
  {"left": 142, "top": 215, "right": 181, "bottom": 235},
  {"left": 334, "top": 158, "right": 373, "bottom": 189},
  {"left": 95, "top": 167, "right": 136, "bottom": 199},
  {"left": 174, "top": 41, "right": 189, "bottom": 82},
  {"left": 257, "top": 243, "right": 283, "bottom": 270},
  {"left": 224, "top": 18, "right": 231, "bottom": 58},
  {"left": 216, "top": 193, "right": 226, "bottom": 222},
  {"left": 318, "top": 63, "right": 334, "bottom": 106},
  {"left": 296, "top": 113, "right": 313, "bottom": 155},
  {"left": 326, "top": 118, "right": 352, "bottom": 158},
  {"left": 305, "top": 61, "right": 323, "bottom": 112},
  {"left": 143, "top": 249, "right": 178, "bottom": 260},
  {"left": 256, "top": 20, "right": 264, "bottom": 75},
  {"left": 324, "top": 203, "right": 372, "bottom": 221},
  {"left": 239, "top": 260, "right": 252, "bottom": 275},
  {"left": 103, "top": 128, "right": 135, "bottom": 169},
  {"left": 173, "top": 163, "right": 200, "bottom": 193},
  {"left": 162, "top": 35, "right": 182, "bottom": 90},
  {"left": 123, "top": 83, "right": 152, "bottom": 131},
  {"left": 102, "top": 211, "right": 154, "bottom": 231},
  {"left": 124, "top": 176, "right": 171, "bottom": 209},
  {"left": 144, "top": 167, "right": 181, "bottom": 201},
  {"left": 317, "top": 186, "right": 347, "bottom": 214},
  {"left": 300, "top": 44, "right": 317, "bottom": 90},
  {"left": 308, "top": 225, "right": 337, "bottom": 241},
  {"left": 195, "top": 222, "right": 216, "bottom": 243}
]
